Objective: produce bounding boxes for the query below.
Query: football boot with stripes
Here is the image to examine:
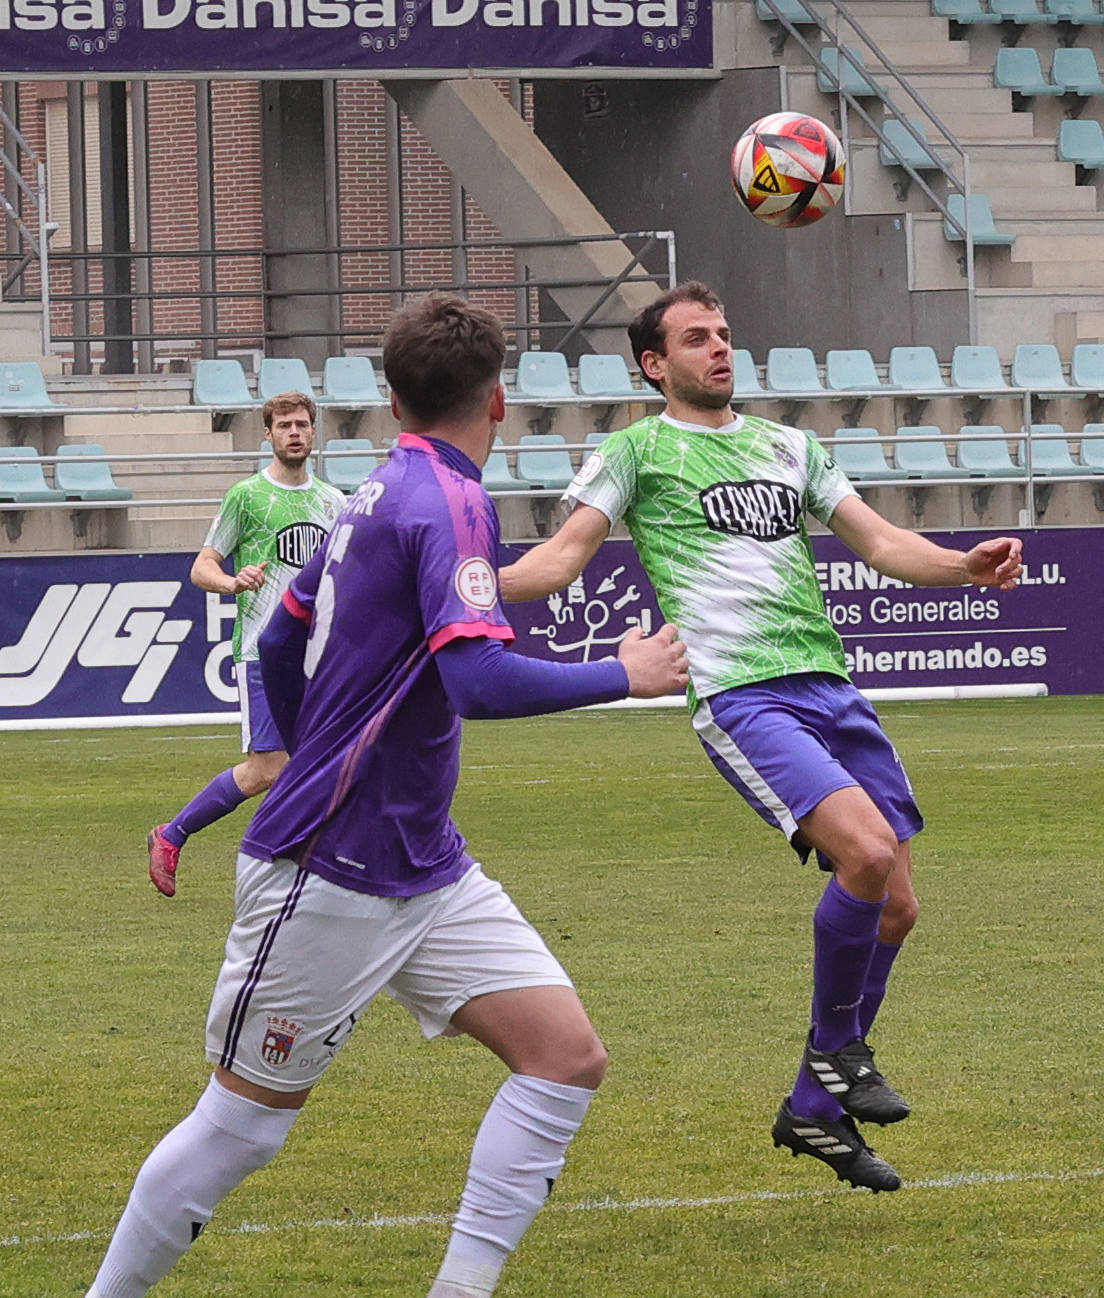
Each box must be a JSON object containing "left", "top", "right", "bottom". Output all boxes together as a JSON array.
[
  {"left": 772, "top": 1098, "right": 901, "bottom": 1192},
  {"left": 147, "top": 824, "right": 180, "bottom": 898},
  {"left": 804, "top": 1035, "right": 910, "bottom": 1125}
]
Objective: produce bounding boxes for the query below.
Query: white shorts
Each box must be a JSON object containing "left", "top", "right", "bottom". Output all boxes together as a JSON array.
[{"left": 205, "top": 855, "right": 573, "bottom": 1091}]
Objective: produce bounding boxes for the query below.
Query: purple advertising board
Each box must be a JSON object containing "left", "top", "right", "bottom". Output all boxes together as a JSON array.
[
  {"left": 0, "top": 0, "right": 712, "bottom": 74},
  {"left": 0, "top": 528, "right": 1096, "bottom": 729}
]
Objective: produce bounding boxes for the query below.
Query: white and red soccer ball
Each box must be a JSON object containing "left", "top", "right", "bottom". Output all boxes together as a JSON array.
[{"left": 731, "top": 112, "right": 846, "bottom": 229}]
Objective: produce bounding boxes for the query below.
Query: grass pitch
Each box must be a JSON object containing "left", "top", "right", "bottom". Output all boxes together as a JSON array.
[{"left": 3, "top": 697, "right": 1103, "bottom": 1298}]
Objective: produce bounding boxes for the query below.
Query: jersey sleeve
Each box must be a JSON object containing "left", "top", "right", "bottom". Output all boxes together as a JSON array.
[
  {"left": 562, "top": 430, "right": 636, "bottom": 524},
  {"left": 804, "top": 431, "right": 859, "bottom": 525},
  {"left": 204, "top": 482, "right": 245, "bottom": 560},
  {"left": 416, "top": 490, "right": 516, "bottom": 653}
]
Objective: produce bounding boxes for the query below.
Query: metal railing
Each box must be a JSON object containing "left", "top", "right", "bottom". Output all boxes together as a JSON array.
[
  {"left": 756, "top": 0, "right": 978, "bottom": 341},
  {"left": 0, "top": 102, "right": 55, "bottom": 355}
]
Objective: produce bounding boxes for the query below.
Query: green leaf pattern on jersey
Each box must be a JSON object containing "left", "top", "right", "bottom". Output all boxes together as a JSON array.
[
  {"left": 205, "top": 470, "right": 345, "bottom": 661},
  {"left": 566, "top": 413, "right": 858, "bottom": 709}
]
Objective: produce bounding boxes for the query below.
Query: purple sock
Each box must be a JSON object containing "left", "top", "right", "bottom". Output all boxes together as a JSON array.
[
  {"left": 788, "top": 875, "right": 884, "bottom": 1120},
  {"left": 164, "top": 768, "right": 247, "bottom": 847},
  {"left": 858, "top": 941, "right": 902, "bottom": 1039}
]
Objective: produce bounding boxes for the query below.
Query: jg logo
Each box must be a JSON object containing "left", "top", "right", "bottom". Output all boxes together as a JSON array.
[{"left": 0, "top": 582, "right": 192, "bottom": 708}]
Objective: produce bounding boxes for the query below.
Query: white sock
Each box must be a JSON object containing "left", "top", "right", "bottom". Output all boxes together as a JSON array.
[
  {"left": 90, "top": 1076, "right": 299, "bottom": 1298},
  {"left": 429, "top": 1074, "right": 595, "bottom": 1297}
]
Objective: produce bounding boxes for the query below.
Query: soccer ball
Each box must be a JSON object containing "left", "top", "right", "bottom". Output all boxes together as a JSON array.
[{"left": 730, "top": 112, "right": 846, "bottom": 229}]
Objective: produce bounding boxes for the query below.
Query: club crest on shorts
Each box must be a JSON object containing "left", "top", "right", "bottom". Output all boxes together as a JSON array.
[{"left": 261, "top": 1015, "right": 303, "bottom": 1067}]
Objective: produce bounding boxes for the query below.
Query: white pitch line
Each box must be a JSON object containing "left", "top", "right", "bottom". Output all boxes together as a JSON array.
[{"left": 4, "top": 1166, "right": 1103, "bottom": 1252}]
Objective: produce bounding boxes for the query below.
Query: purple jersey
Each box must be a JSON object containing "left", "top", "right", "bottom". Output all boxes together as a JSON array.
[{"left": 240, "top": 432, "right": 514, "bottom": 897}]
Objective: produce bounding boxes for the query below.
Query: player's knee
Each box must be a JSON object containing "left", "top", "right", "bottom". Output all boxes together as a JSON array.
[
  {"left": 881, "top": 893, "right": 919, "bottom": 944},
  {"left": 544, "top": 1033, "right": 608, "bottom": 1090}
]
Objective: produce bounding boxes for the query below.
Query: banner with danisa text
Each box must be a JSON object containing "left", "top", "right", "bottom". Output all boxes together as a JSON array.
[
  {"left": 0, "top": 529, "right": 1097, "bottom": 729},
  {"left": 0, "top": 0, "right": 712, "bottom": 74}
]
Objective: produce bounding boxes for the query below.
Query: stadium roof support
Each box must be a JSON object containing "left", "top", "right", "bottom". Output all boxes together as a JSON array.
[{"left": 386, "top": 78, "right": 657, "bottom": 359}]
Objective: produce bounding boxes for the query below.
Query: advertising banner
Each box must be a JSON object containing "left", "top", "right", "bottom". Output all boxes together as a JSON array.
[
  {"left": 0, "top": 528, "right": 1097, "bottom": 730},
  {"left": 0, "top": 0, "right": 712, "bottom": 75}
]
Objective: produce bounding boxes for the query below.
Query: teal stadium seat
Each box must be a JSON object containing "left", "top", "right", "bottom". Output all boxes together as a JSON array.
[
  {"left": 830, "top": 429, "right": 907, "bottom": 480},
  {"left": 817, "top": 46, "right": 881, "bottom": 98},
  {"left": 1027, "top": 424, "right": 1094, "bottom": 474},
  {"left": 192, "top": 359, "right": 259, "bottom": 410},
  {"left": 585, "top": 431, "right": 611, "bottom": 448},
  {"left": 766, "top": 347, "right": 826, "bottom": 393},
  {"left": 514, "top": 351, "right": 575, "bottom": 400},
  {"left": 731, "top": 349, "right": 765, "bottom": 396},
  {"left": 320, "top": 356, "right": 385, "bottom": 406},
  {"left": 943, "top": 194, "right": 1016, "bottom": 246},
  {"left": 894, "top": 426, "right": 971, "bottom": 477},
  {"left": 825, "top": 349, "right": 897, "bottom": 392},
  {"left": 483, "top": 438, "right": 529, "bottom": 492},
  {"left": 990, "top": 0, "right": 1058, "bottom": 22},
  {"left": 517, "top": 433, "right": 576, "bottom": 489},
  {"left": 993, "top": 48, "right": 1062, "bottom": 98},
  {"left": 951, "top": 345, "right": 1010, "bottom": 389},
  {"left": 888, "top": 346, "right": 948, "bottom": 390},
  {"left": 0, "top": 362, "right": 65, "bottom": 412},
  {"left": 322, "top": 438, "right": 378, "bottom": 493},
  {"left": 576, "top": 353, "right": 640, "bottom": 398},
  {"left": 1057, "top": 120, "right": 1104, "bottom": 174},
  {"left": 54, "top": 444, "right": 133, "bottom": 500},
  {"left": 258, "top": 356, "right": 315, "bottom": 400},
  {"left": 1045, "top": 0, "right": 1104, "bottom": 22},
  {"left": 0, "top": 446, "right": 65, "bottom": 501},
  {"left": 1011, "top": 343, "right": 1069, "bottom": 392},
  {"left": 932, "top": 0, "right": 1003, "bottom": 22},
  {"left": 957, "top": 427, "right": 1025, "bottom": 476},
  {"left": 1070, "top": 343, "right": 1104, "bottom": 389},
  {"left": 1051, "top": 47, "right": 1104, "bottom": 95},
  {"left": 1079, "top": 425, "right": 1104, "bottom": 469},
  {"left": 878, "top": 119, "right": 944, "bottom": 172}
]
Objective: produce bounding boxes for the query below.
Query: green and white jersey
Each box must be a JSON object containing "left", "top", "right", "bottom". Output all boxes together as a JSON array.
[
  {"left": 565, "top": 412, "right": 858, "bottom": 709},
  {"left": 205, "top": 468, "right": 345, "bottom": 661}
]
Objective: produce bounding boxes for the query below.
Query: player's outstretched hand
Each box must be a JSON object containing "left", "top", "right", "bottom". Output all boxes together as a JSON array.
[
  {"left": 232, "top": 561, "right": 268, "bottom": 594},
  {"left": 619, "top": 623, "right": 690, "bottom": 699},
  {"left": 963, "top": 537, "right": 1023, "bottom": 591}
]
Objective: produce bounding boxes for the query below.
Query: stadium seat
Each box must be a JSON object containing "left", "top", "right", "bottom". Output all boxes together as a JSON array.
[
  {"left": 1071, "top": 343, "right": 1104, "bottom": 389},
  {"left": 322, "top": 438, "right": 378, "bottom": 493},
  {"left": 766, "top": 347, "right": 826, "bottom": 393},
  {"left": 957, "top": 427, "right": 1025, "bottom": 476},
  {"left": 0, "top": 445, "right": 64, "bottom": 501},
  {"left": 514, "top": 351, "right": 575, "bottom": 400},
  {"left": 482, "top": 438, "right": 529, "bottom": 493},
  {"left": 1027, "top": 424, "right": 1094, "bottom": 474},
  {"left": 894, "top": 425, "right": 971, "bottom": 477},
  {"left": 192, "top": 359, "right": 258, "bottom": 410},
  {"left": 990, "top": 0, "right": 1057, "bottom": 22},
  {"left": 993, "top": 48, "right": 1062, "bottom": 98},
  {"left": 878, "top": 119, "right": 944, "bottom": 173},
  {"left": 731, "top": 349, "right": 765, "bottom": 395},
  {"left": 320, "top": 356, "right": 385, "bottom": 405},
  {"left": 951, "top": 345, "right": 1010, "bottom": 390},
  {"left": 816, "top": 46, "right": 881, "bottom": 98},
  {"left": 888, "top": 346, "right": 947, "bottom": 390},
  {"left": 825, "top": 349, "right": 896, "bottom": 392},
  {"left": 932, "top": 0, "right": 1003, "bottom": 22},
  {"left": 585, "top": 431, "right": 611, "bottom": 448},
  {"left": 576, "top": 353, "right": 640, "bottom": 398},
  {"left": 258, "top": 356, "right": 315, "bottom": 400},
  {"left": 0, "top": 362, "right": 65, "bottom": 412},
  {"left": 755, "top": 0, "right": 815, "bottom": 19},
  {"left": 1011, "top": 343, "right": 1069, "bottom": 391},
  {"left": 1057, "top": 119, "right": 1104, "bottom": 173},
  {"left": 1051, "top": 47, "right": 1104, "bottom": 95},
  {"left": 516, "top": 433, "right": 576, "bottom": 489},
  {"left": 1079, "top": 425, "right": 1104, "bottom": 468},
  {"left": 943, "top": 194, "right": 1016, "bottom": 247},
  {"left": 54, "top": 444, "right": 133, "bottom": 501},
  {"left": 1046, "top": 0, "right": 1104, "bottom": 22},
  {"left": 830, "top": 428, "right": 907, "bottom": 480}
]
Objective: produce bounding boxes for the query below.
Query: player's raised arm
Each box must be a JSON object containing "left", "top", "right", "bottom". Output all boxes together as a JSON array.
[
  {"left": 828, "top": 495, "right": 1024, "bottom": 590},
  {"left": 499, "top": 503, "right": 611, "bottom": 603}
]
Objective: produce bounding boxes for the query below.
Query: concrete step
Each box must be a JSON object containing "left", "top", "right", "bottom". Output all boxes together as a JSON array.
[
  {"left": 1029, "top": 260, "right": 1104, "bottom": 288},
  {"left": 984, "top": 185, "right": 1099, "bottom": 213},
  {"left": 967, "top": 159, "right": 1080, "bottom": 189},
  {"left": 1011, "top": 232, "right": 1104, "bottom": 261},
  {"left": 857, "top": 41, "right": 973, "bottom": 68},
  {"left": 848, "top": 15, "right": 956, "bottom": 43}
]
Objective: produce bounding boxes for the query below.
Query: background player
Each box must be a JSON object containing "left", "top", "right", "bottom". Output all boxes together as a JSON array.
[
  {"left": 85, "top": 294, "right": 688, "bottom": 1298},
  {"left": 146, "top": 391, "right": 344, "bottom": 897},
  {"left": 500, "top": 281, "right": 1023, "bottom": 1192}
]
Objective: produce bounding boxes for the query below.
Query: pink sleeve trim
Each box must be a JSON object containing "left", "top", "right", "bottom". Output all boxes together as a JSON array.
[
  {"left": 429, "top": 621, "right": 515, "bottom": 653},
  {"left": 283, "top": 588, "right": 313, "bottom": 625}
]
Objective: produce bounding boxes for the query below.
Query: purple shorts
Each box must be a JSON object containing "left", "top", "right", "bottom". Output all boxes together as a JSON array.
[
  {"left": 235, "top": 660, "right": 284, "bottom": 755},
  {"left": 692, "top": 673, "right": 923, "bottom": 863}
]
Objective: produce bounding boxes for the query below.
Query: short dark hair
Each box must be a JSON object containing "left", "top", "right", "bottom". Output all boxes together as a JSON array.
[
  {"left": 263, "top": 390, "right": 317, "bottom": 428},
  {"left": 383, "top": 293, "right": 506, "bottom": 424},
  {"left": 628, "top": 281, "right": 726, "bottom": 391}
]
